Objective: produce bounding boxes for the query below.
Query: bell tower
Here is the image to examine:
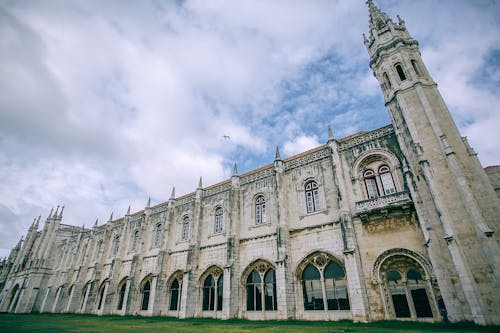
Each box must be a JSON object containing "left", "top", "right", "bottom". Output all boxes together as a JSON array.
[{"left": 364, "top": 0, "right": 499, "bottom": 325}]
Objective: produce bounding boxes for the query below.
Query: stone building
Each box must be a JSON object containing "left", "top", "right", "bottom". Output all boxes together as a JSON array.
[{"left": 1, "top": 1, "right": 498, "bottom": 325}]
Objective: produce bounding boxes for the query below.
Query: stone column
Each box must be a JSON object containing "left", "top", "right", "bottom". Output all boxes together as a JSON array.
[
  {"left": 40, "top": 286, "right": 51, "bottom": 313},
  {"left": 178, "top": 271, "right": 190, "bottom": 318},
  {"left": 148, "top": 276, "right": 157, "bottom": 316},
  {"left": 221, "top": 267, "right": 231, "bottom": 319}
]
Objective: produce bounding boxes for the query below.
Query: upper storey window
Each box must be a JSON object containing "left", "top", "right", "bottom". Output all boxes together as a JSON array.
[
  {"left": 154, "top": 224, "right": 162, "bottom": 248},
  {"left": 383, "top": 72, "right": 392, "bottom": 90},
  {"left": 363, "top": 169, "right": 379, "bottom": 199},
  {"left": 379, "top": 165, "right": 396, "bottom": 195},
  {"left": 305, "top": 180, "right": 320, "bottom": 213},
  {"left": 411, "top": 60, "right": 422, "bottom": 77},
  {"left": 132, "top": 230, "right": 139, "bottom": 252},
  {"left": 112, "top": 236, "right": 120, "bottom": 257},
  {"left": 395, "top": 63, "right": 406, "bottom": 81},
  {"left": 181, "top": 216, "right": 190, "bottom": 241},
  {"left": 255, "top": 195, "right": 266, "bottom": 225},
  {"left": 214, "top": 207, "right": 223, "bottom": 234}
]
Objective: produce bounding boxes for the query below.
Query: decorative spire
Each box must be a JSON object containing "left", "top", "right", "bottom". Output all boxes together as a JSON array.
[
  {"left": 94, "top": 219, "right": 98, "bottom": 228},
  {"left": 367, "top": 0, "right": 391, "bottom": 33},
  {"left": 58, "top": 205, "right": 64, "bottom": 218},
  {"left": 47, "top": 208, "right": 53, "bottom": 219},
  {"left": 169, "top": 187, "right": 176, "bottom": 200},
  {"left": 35, "top": 215, "right": 41, "bottom": 228},
  {"left": 328, "top": 126, "right": 335, "bottom": 141},
  {"left": 109, "top": 212, "right": 113, "bottom": 221},
  {"left": 30, "top": 217, "right": 36, "bottom": 228},
  {"left": 54, "top": 205, "right": 60, "bottom": 217},
  {"left": 232, "top": 163, "right": 238, "bottom": 176},
  {"left": 126, "top": 205, "right": 131, "bottom": 215},
  {"left": 197, "top": 176, "right": 203, "bottom": 189},
  {"left": 146, "top": 197, "right": 151, "bottom": 208},
  {"left": 275, "top": 146, "right": 281, "bottom": 161}
]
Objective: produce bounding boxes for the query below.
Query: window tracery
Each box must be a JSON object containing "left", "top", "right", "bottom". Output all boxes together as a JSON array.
[
  {"left": 255, "top": 195, "right": 266, "bottom": 225},
  {"left": 305, "top": 180, "right": 320, "bottom": 213},
  {"left": 244, "top": 261, "right": 277, "bottom": 312},
  {"left": 214, "top": 207, "right": 223, "bottom": 234}
]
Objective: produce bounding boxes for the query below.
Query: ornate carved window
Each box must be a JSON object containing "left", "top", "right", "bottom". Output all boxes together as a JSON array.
[
  {"left": 363, "top": 169, "right": 379, "bottom": 199},
  {"left": 141, "top": 280, "right": 151, "bottom": 311},
  {"left": 214, "top": 207, "right": 223, "bottom": 234},
  {"left": 305, "top": 180, "right": 320, "bottom": 213},
  {"left": 375, "top": 250, "right": 437, "bottom": 320},
  {"left": 154, "top": 224, "right": 162, "bottom": 248},
  {"left": 255, "top": 195, "right": 266, "bottom": 225},
  {"left": 201, "top": 267, "right": 223, "bottom": 311},
  {"left": 379, "top": 165, "right": 396, "bottom": 195},
  {"left": 395, "top": 63, "right": 407, "bottom": 81},
  {"left": 244, "top": 261, "right": 277, "bottom": 311},
  {"left": 298, "top": 253, "right": 350, "bottom": 311},
  {"left": 181, "top": 216, "right": 190, "bottom": 241}
]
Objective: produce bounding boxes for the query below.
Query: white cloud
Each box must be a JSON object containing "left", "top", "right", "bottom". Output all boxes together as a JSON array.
[{"left": 0, "top": 0, "right": 499, "bottom": 256}]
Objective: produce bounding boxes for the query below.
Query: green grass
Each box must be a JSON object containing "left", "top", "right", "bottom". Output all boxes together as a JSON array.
[{"left": 0, "top": 313, "right": 498, "bottom": 333}]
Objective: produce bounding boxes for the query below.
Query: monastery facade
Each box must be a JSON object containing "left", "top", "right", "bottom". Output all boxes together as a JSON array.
[{"left": 1, "top": 1, "right": 499, "bottom": 325}]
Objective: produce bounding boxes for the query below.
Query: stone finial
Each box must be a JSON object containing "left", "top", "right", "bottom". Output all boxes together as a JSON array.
[
  {"left": 397, "top": 14, "right": 405, "bottom": 27},
  {"left": 197, "top": 176, "right": 203, "bottom": 189},
  {"left": 328, "top": 126, "right": 335, "bottom": 142},
  {"left": 146, "top": 197, "right": 151, "bottom": 208},
  {"left": 275, "top": 146, "right": 281, "bottom": 161},
  {"left": 169, "top": 187, "right": 176, "bottom": 200},
  {"left": 35, "top": 215, "right": 41, "bottom": 228},
  {"left": 232, "top": 163, "right": 238, "bottom": 176},
  {"left": 126, "top": 205, "right": 131, "bottom": 215},
  {"left": 47, "top": 208, "right": 53, "bottom": 219},
  {"left": 109, "top": 212, "right": 113, "bottom": 221},
  {"left": 54, "top": 205, "right": 60, "bottom": 217},
  {"left": 58, "top": 205, "right": 64, "bottom": 219},
  {"left": 94, "top": 219, "right": 98, "bottom": 228}
]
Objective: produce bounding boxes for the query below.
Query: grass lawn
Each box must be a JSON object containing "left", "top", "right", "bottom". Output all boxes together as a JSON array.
[{"left": 0, "top": 314, "right": 498, "bottom": 333}]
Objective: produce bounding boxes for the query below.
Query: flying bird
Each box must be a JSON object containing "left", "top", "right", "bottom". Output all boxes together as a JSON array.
[{"left": 223, "top": 135, "right": 230, "bottom": 140}]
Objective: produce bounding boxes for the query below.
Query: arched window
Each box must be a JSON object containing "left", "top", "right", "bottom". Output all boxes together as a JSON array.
[
  {"left": 379, "top": 165, "right": 396, "bottom": 195},
  {"left": 112, "top": 236, "right": 120, "bottom": 257},
  {"left": 246, "top": 263, "right": 277, "bottom": 312},
  {"left": 411, "top": 60, "right": 421, "bottom": 77},
  {"left": 305, "top": 180, "right": 320, "bottom": 213},
  {"left": 300, "top": 253, "right": 350, "bottom": 311},
  {"left": 214, "top": 207, "right": 223, "bottom": 234},
  {"left": 169, "top": 278, "right": 181, "bottom": 311},
  {"left": 407, "top": 269, "right": 433, "bottom": 318},
  {"left": 255, "top": 195, "right": 266, "bottom": 225},
  {"left": 246, "top": 270, "right": 262, "bottom": 311},
  {"left": 97, "top": 283, "right": 106, "bottom": 310},
  {"left": 202, "top": 272, "right": 223, "bottom": 311},
  {"left": 132, "top": 230, "right": 139, "bottom": 252},
  {"left": 324, "top": 261, "right": 350, "bottom": 310},
  {"left": 363, "top": 169, "right": 379, "bottom": 199},
  {"left": 117, "top": 282, "right": 126, "bottom": 310},
  {"left": 7, "top": 284, "right": 20, "bottom": 312},
  {"left": 154, "top": 224, "right": 162, "bottom": 248},
  {"left": 141, "top": 280, "right": 151, "bottom": 311},
  {"left": 395, "top": 63, "right": 406, "bottom": 81},
  {"left": 302, "top": 264, "right": 323, "bottom": 310},
  {"left": 181, "top": 217, "right": 190, "bottom": 241},
  {"left": 383, "top": 72, "right": 392, "bottom": 90}
]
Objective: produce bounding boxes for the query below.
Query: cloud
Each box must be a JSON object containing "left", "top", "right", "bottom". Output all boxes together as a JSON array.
[{"left": 0, "top": 0, "right": 499, "bottom": 256}]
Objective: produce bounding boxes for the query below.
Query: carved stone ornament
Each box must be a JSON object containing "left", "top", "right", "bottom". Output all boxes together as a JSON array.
[{"left": 371, "top": 248, "right": 434, "bottom": 284}]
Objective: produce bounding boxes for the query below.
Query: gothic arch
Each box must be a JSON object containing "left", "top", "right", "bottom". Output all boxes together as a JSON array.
[
  {"left": 199, "top": 265, "right": 224, "bottom": 283},
  {"left": 372, "top": 248, "right": 434, "bottom": 284},
  {"left": 295, "top": 250, "right": 344, "bottom": 278},
  {"left": 241, "top": 259, "right": 275, "bottom": 284},
  {"left": 352, "top": 149, "right": 400, "bottom": 179},
  {"left": 166, "top": 270, "right": 184, "bottom": 288}
]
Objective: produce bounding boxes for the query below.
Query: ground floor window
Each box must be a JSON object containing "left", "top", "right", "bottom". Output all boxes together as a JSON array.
[
  {"left": 300, "top": 253, "right": 350, "bottom": 311},
  {"left": 169, "top": 278, "right": 181, "bottom": 311},
  {"left": 202, "top": 267, "right": 223, "bottom": 311},
  {"left": 245, "top": 262, "right": 277, "bottom": 311},
  {"left": 117, "top": 282, "right": 126, "bottom": 310},
  {"left": 141, "top": 280, "right": 151, "bottom": 311}
]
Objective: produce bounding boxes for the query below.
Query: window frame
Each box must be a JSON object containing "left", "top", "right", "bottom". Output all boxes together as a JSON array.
[
  {"left": 255, "top": 195, "right": 267, "bottom": 225},
  {"left": 305, "top": 180, "right": 320, "bottom": 213},
  {"left": 214, "top": 207, "right": 224, "bottom": 234}
]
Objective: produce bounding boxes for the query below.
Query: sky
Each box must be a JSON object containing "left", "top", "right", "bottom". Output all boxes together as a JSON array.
[{"left": 0, "top": 0, "right": 499, "bottom": 257}]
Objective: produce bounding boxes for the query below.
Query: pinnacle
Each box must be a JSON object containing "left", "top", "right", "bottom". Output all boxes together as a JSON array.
[
  {"left": 275, "top": 146, "right": 281, "bottom": 161},
  {"left": 170, "top": 187, "right": 176, "bottom": 200}
]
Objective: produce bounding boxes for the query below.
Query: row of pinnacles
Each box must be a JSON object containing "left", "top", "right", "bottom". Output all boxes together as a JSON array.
[{"left": 0, "top": 1, "right": 499, "bottom": 325}]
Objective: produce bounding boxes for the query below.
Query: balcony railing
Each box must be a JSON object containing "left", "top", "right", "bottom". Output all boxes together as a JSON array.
[{"left": 355, "top": 191, "right": 412, "bottom": 215}]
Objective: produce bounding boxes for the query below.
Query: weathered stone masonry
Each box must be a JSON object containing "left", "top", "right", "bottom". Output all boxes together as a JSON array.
[{"left": 1, "top": 1, "right": 499, "bottom": 325}]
